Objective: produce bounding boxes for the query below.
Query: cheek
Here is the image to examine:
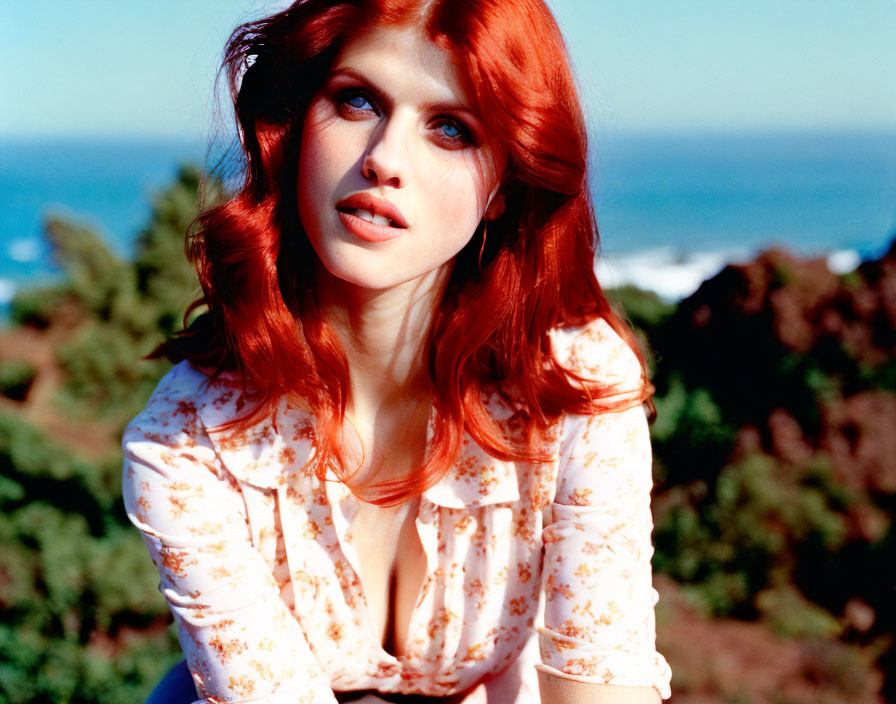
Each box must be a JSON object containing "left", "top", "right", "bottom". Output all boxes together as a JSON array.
[
  {"left": 298, "top": 116, "right": 332, "bottom": 211},
  {"left": 429, "top": 156, "right": 495, "bottom": 230},
  {"left": 297, "top": 104, "right": 359, "bottom": 215},
  {"left": 297, "top": 121, "right": 322, "bottom": 224}
]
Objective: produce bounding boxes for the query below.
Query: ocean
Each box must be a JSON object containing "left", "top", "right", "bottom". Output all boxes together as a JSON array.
[{"left": 2, "top": 131, "right": 895, "bottom": 305}]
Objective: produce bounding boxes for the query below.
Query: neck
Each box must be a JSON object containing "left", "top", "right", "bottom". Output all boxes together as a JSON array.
[{"left": 316, "top": 264, "right": 450, "bottom": 419}]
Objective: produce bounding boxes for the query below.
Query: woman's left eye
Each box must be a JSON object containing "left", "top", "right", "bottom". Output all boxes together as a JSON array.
[{"left": 432, "top": 118, "right": 472, "bottom": 147}]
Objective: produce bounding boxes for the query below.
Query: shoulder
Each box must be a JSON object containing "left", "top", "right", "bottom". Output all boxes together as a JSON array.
[
  {"left": 549, "top": 315, "right": 644, "bottom": 393},
  {"left": 551, "top": 321, "right": 654, "bottom": 493},
  {"left": 123, "top": 361, "right": 314, "bottom": 491},
  {"left": 122, "top": 360, "right": 237, "bottom": 452},
  {"left": 121, "top": 363, "right": 254, "bottom": 541}
]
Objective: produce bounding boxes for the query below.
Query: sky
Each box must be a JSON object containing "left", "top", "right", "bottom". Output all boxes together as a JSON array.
[{"left": 2, "top": 0, "right": 895, "bottom": 139}]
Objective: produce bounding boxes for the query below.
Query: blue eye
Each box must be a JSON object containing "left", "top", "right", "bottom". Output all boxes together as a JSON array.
[
  {"left": 433, "top": 118, "right": 472, "bottom": 147},
  {"left": 346, "top": 94, "right": 371, "bottom": 110},
  {"left": 337, "top": 90, "right": 377, "bottom": 116},
  {"left": 441, "top": 123, "right": 461, "bottom": 138}
]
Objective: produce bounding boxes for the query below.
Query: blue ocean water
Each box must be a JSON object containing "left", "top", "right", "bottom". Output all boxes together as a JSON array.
[
  {"left": 0, "top": 138, "right": 205, "bottom": 300},
  {"left": 1, "top": 131, "right": 895, "bottom": 305},
  {"left": 594, "top": 131, "right": 896, "bottom": 258}
]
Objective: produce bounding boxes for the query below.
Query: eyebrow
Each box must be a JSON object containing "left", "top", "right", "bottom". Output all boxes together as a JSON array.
[{"left": 327, "top": 67, "right": 478, "bottom": 119}]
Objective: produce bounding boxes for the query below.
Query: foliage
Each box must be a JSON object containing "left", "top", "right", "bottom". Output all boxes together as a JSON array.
[
  {"left": 12, "top": 165, "right": 225, "bottom": 426},
  {"left": 653, "top": 452, "right": 848, "bottom": 617},
  {"left": 10, "top": 285, "right": 71, "bottom": 329},
  {"left": 0, "top": 360, "right": 37, "bottom": 401},
  {"left": 1, "top": 163, "right": 222, "bottom": 702},
  {"left": 613, "top": 244, "right": 896, "bottom": 697},
  {"left": 133, "top": 165, "right": 214, "bottom": 336},
  {"left": 606, "top": 285, "right": 675, "bottom": 377},
  {"left": 650, "top": 378, "right": 737, "bottom": 486},
  {"left": 755, "top": 585, "right": 843, "bottom": 640},
  {"left": 0, "top": 413, "right": 180, "bottom": 704},
  {"left": 43, "top": 216, "right": 139, "bottom": 321},
  {"left": 607, "top": 284, "right": 677, "bottom": 332}
]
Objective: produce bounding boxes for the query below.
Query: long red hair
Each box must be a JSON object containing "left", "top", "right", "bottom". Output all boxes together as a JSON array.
[{"left": 161, "top": 0, "right": 650, "bottom": 504}]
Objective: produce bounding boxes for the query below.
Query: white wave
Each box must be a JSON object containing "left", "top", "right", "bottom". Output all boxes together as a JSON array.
[
  {"left": 597, "top": 245, "right": 865, "bottom": 300},
  {"left": 827, "top": 249, "right": 861, "bottom": 274},
  {"left": 8, "top": 238, "right": 41, "bottom": 263},
  {"left": 0, "top": 278, "right": 15, "bottom": 305},
  {"left": 597, "top": 247, "right": 743, "bottom": 300}
]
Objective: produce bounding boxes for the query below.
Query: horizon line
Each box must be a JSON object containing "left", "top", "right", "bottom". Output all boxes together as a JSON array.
[{"left": 2, "top": 125, "right": 896, "bottom": 143}]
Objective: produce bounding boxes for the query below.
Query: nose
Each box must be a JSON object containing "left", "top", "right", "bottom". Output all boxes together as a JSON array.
[{"left": 361, "top": 114, "right": 409, "bottom": 189}]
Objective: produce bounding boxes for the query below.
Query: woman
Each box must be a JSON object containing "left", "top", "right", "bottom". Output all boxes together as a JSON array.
[{"left": 124, "top": 0, "right": 672, "bottom": 702}]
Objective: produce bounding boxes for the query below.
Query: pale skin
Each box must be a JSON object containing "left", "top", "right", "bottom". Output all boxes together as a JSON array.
[{"left": 297, "top": 24, "right": 660, "bottom": 704}]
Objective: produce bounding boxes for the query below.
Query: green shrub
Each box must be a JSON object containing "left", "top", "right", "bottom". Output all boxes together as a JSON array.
[
  {"left": 0, "top": 360, "right": 37, "bottom": 401},
  {"left": 756, "top": 585, "right": 843, "bottom": 640},
  {"left": 0, "top": 412, "right": 177, "bottom": 704},
  {"left": 654, "top": 452, "right": 848, "bottom": 617},
  {"left": 0, "top": 165, "right": 226, "bottom": 702},
  {"left": 9, "top": 286, "right": 70, "bottom": 329}
]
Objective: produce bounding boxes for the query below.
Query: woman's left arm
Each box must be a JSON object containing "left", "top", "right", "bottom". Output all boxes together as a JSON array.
[
  {"left": 537, "top": 672, "right": 659, "bottom": 704},
  {"left": 536, "top": 402, "right": 672, "bottom": 703}
]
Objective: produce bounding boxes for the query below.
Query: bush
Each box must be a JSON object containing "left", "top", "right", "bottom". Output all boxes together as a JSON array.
[
  {"left": 0, "top": 360, "right": 37, "bottom": 401},
  {"left": 0, "top": 165, "right": 224, "bottom": 702},
  {"left": 0, "top": 412, "right": 178, "bottom": 704},
  {"left": 653, "top": 452, "right": 848, "bottom": 618}
]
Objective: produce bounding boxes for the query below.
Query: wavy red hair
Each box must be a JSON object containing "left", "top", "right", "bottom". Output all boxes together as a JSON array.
[{"left": 161, "top": 0, "right": 650, "bottom": 504}]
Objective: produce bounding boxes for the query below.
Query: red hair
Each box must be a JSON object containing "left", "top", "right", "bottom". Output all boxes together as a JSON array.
[{"left": 162, "top": 0, "right": 650, "bottom": 504}]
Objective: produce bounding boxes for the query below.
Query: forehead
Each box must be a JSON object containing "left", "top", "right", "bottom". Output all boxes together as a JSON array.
[{"left": 331, "top": 25, "right": 471, "bottom": 107}]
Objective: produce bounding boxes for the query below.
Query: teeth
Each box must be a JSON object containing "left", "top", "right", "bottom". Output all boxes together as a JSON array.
[{"left": 349, "top": 208, "right": 396, "bottom": 227}]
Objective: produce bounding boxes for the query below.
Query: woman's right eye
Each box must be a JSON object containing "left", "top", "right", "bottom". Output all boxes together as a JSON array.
[{"left": 336, "top": 90, "right": 378, "bottom": 117}]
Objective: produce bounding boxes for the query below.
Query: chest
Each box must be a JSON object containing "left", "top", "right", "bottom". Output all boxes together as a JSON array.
[
  {"left": 243, "top": 470, "right": 549, "bottom": 693},
  {"left": 346, "top": 499, "right": 428, "bottom": 657}
]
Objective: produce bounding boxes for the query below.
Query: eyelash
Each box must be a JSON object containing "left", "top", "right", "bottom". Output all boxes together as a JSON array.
[{"left": 334, "top": 88, "right": 474, "bottom": 148}]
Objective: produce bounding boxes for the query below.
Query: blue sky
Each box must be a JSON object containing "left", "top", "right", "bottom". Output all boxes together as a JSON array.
[{"left": 3, "top": 0, "right": 895, "bottom": 138}]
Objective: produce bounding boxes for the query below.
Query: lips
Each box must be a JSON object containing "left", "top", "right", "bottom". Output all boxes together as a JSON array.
[{"left": 336, "top": 193, "right": 408, "bottom": 229}]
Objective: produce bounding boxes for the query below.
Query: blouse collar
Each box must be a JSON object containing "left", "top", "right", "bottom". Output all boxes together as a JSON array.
[{"left": 193, "top": 377, "right": 521, "bottom": 508}]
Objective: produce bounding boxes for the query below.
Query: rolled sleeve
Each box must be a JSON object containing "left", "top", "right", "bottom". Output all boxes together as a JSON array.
[{"left": 537, "top": 404, "right": 671, "bottom": 699}]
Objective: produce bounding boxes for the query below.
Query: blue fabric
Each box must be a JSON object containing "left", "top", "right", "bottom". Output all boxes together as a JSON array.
[{"left": 145, "top": 660, "right": 196, "bottom": 704}]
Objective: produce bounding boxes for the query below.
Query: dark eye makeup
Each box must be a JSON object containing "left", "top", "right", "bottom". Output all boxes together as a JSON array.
[
  {"left": 331, "top": 85, "right": 477, "bottom": 149},
  {"left": 430, "top": 117, "right": 473, "bottom": 147},
  {"left": 335, "top": 88, "right": 380, "bottom": 117}
]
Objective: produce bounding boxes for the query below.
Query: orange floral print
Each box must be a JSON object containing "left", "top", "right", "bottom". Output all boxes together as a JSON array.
[
  {"left": 227, "top": 675, "right": 255, "bottom": 697},
  {"left": 209, "top": 634, "right": 247, "bottom": 664},
  {"left": 122, "top": 318, "right": 671, "bottom": 703}
]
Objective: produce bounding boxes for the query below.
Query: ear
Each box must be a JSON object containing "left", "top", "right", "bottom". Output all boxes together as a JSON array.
[{"left": 485, "top": 191, "right": 506, "bottom": 220}]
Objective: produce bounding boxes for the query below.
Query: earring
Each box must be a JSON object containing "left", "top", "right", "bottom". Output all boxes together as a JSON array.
[{"left": 478, "top": 220, "right": 488, "bottom": 270}]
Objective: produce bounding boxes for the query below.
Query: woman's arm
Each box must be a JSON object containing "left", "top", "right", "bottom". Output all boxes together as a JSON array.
[
  {"left": 123, "top": 384, "right": 338, "bottom": 704},
  {"left": 537, "top": 672, "right": 660, "bottom": 704},
  {"left": 537, "top": 397, "right": 672, "bottom": 701}
]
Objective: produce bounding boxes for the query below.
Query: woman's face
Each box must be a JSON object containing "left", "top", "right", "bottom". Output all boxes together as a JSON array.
[{"left": 297, "top": 24, "right": 506, "bottom": 294}]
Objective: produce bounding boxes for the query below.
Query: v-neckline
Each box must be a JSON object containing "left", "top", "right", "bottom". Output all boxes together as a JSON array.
[{"left": 325, "top": 480, "right": 432, "bottom": 660}]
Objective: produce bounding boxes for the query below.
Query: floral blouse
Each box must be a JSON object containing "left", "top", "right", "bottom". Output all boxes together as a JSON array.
[{"left": 123, "top": 317, "right": 672, "bottom": 703}]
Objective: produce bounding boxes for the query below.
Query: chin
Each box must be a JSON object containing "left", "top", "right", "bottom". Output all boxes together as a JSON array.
[
  {"left": 318, "top": 254, "right": 452, "bottom": 295},
  {"left": 336, "top": 272, "right": 406, "bottom": 291},
  {"left": 315, "top": 258, "right": 410, "bottom": 292}
]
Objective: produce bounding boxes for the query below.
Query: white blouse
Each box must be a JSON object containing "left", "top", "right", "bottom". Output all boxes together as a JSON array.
[{"left": 123, "top": 317, "right": 672, "bottom": 703}]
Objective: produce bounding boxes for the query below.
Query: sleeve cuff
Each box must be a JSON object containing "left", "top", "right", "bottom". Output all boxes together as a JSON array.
[{"left": 537, "top": 629, "right": 672, "bottom": 699}]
